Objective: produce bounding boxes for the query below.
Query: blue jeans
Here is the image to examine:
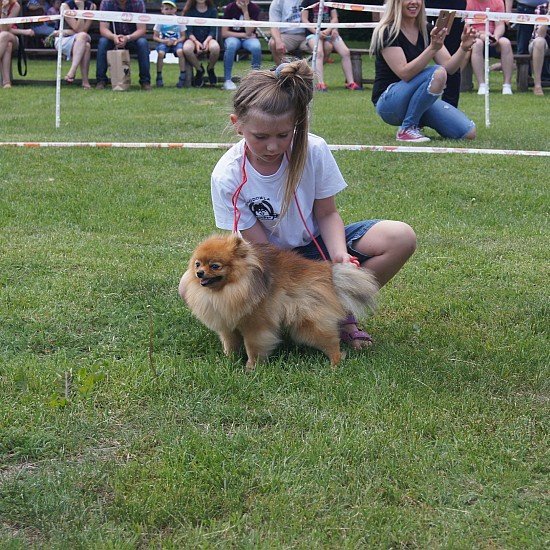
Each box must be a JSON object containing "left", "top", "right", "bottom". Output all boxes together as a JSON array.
[
  {"left": 375, "top": 65, "right": 475, "bottom": 139},
  {"left": 96, "top": 36, "right": 151, "bottom": 85},
  {"left": 223, "top": 36, "right": 262, "bottom": 81}
]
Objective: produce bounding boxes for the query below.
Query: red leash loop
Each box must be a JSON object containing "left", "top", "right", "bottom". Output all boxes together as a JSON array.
[{"left": 231, "top": 145, "right": 249, "bottom": 234}]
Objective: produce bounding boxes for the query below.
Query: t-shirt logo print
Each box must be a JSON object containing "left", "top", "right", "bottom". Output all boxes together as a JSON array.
[{"left": 248, "top": 197, "right": 279, "bottom": 221}]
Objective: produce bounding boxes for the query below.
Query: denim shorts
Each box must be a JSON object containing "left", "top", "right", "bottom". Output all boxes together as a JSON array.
[
  {"left": 157, "top": 43, "right": 183, "bottom": 54},
  {"left": 293, "top": 220, "right": 381, "bottom": 262}
]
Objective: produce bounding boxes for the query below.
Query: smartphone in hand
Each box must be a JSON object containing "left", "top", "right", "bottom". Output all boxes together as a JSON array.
[{"left": 434, "top": 10, "right": 456, "bottom": 33}]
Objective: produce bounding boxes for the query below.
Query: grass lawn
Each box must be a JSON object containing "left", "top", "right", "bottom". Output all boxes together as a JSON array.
[{"left": 0, "top": 56, "right": 548, "bottom": 547}]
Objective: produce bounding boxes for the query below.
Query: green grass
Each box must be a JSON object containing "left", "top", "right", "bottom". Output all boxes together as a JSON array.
[{"left": 0, "top": 56, "right": 548, "bottom": 548}]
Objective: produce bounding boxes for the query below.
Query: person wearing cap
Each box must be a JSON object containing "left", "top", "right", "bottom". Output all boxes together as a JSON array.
[
  {"left": 95, "top": 0, "right": 151, "bottom": 90},
  {"left": 153, "top": 0, "right": 187, "bottom": 87}
]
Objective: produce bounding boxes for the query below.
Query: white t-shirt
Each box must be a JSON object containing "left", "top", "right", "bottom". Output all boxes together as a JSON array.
[
  {"left": 211, "top": 133, "right": 347, "bottom": 249},
  {"left": 269, "top": 0, "right": 305, "bottom": 35}
]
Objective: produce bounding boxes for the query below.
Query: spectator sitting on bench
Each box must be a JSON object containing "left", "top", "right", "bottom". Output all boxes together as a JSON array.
[
  {"left": 508, "top": 0, "right": 542, "bottom": 55},
  {"left": 153, "top": 0, "right": 187, "bottom": 88},
  {"left": 25, "top": 0, "right": 56, "bottom": 39},
  {"left": 221, "top": 0, "right": 262, "bottom": 91},
  {"left": 96, "top": 0, "right": 151, "bottom": 90},
  {"left": 300, "top": 0, "right": 360, "bottom": 91},
  {"left": 466, "top": 0, "right": 514, "bottom": 94},
  {"left": 182, "top": 0, "right": 220, "bottom": 87},
  {"left": 268, "top": 0, "right": 306, "bottom": 65},
  {"left": 530, "top": 1, "right": 548, "bottom": 95},
  {"left": 49, "top": 0, "right": 96, "bottom": 89},
  {"left": 1, "top": 0, "right": 34, "bottom": 88}
]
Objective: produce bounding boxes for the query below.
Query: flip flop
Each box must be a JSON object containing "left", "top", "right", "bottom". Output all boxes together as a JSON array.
[{"left": 64, "top": 75, "right": 75, "bottom": 84}]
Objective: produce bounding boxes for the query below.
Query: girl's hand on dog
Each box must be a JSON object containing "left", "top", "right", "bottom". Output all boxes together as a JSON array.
[{"left": 333, "top": 253, "right": 360, "bottom": 268}]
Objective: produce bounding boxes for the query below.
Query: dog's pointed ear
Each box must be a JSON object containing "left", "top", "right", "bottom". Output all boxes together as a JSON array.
[{"left": 232, "top": 234, "right": 250, "bottom": 258}]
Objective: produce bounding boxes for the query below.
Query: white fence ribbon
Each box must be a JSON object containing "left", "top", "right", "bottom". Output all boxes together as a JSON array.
[
  {"left": 1, "top": 142, "right": 549, "bottom": 156},
  {"left": 0, "top": 13, "right": 60, "bottom": 25},
  {"left": 3, "top": 5, "right": 547, "bottom": 28},
  {"left": 308, "top": 3, "right": 550, "bottom": 25}
]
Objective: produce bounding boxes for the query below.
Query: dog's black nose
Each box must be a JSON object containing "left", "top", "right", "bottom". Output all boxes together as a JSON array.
[{"left": 196, "top": 270, "right": 204, "bottom": 279}]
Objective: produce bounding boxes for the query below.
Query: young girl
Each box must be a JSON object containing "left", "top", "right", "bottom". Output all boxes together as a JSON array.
[
  {"left": 182, "top": 0, "right": 220, "bottom": 87},
  {"left": 204, "top": 60, "right": 416, "bottom": 349},
  {"left": 370, "top": 0, "right": 477, "bottom": 142},
  {"left": 300, "top": 0, "right": 361, "bottom": 91}
]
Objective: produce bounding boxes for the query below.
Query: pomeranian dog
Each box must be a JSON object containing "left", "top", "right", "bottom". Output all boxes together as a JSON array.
[{"left": 180, "top": 234, "right": 378, "bottom": 370}]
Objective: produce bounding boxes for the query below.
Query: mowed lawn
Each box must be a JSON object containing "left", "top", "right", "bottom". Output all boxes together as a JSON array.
[{"left": 0, "top": 57, "right": 548, "bottom": 547}]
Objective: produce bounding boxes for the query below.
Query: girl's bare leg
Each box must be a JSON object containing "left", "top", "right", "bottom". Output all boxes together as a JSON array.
[
  {"left": 67, "top": 33, "right": 90, "bottom": 79},
  {"left": 354, "top": 220, "right": 417, "bottom": 288},
  {"left": 332, "top": 38, "right": 354, "bottom": 84},
  {"left": 341, "top": 221, "right": 417, "bottom": 349},
  {"left": 0, "top": 32, "right": 16, "bottom": 87},
  {"left": 81, "top": 42, "right": 91, "bottom": 88}
]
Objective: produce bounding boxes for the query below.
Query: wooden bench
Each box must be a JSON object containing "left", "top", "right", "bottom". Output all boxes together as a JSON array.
[{"left": 349, "top": 48, "right": 373, "bottom": 89}]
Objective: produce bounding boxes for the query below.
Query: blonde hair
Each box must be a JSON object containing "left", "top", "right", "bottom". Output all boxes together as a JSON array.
[
  {"left": 233, "top": 59, "right": 314, "bottom": 218},
  {"left": 370, "top": 0, "right": 428, "bottom": 55}
]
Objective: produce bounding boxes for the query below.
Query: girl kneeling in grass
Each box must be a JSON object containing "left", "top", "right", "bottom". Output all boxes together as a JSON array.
[{"left": 207, "top": 60, "right": 416, "bottom": 348}]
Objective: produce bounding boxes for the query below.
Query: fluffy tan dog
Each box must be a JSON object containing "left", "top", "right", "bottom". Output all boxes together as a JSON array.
[{"left": 181, "top": 234, "right": 378, "bottom": 370}]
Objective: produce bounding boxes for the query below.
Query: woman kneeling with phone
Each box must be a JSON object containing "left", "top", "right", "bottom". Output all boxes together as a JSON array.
[{"left": 370, "top": 0, "right": 477, "bottom": 142}]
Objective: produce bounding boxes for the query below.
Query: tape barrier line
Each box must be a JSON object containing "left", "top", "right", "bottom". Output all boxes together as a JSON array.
[
  {"left": 5, "top": 3, "right": 544, "bottom": 29},
  {"left": 317, "top": 3, "right": 549, "bottom": 25},
  {"left": 1, "top": 14, "right": 60, "bottom": 25},
  {"left": 1, "top": 142, "right": 549, "bottom": 156},
  {"left": 62, "top": 10, "right": 376, "bottom": 29}
]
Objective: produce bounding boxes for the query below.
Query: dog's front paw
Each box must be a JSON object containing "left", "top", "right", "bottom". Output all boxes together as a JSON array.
[{"left": 219, "top": 331, "right": 242, "bottom": 355}]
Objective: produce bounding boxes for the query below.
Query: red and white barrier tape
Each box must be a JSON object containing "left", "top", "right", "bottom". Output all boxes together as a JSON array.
[
  {"left": 317, "top": 3, "right": 549, "bottom": 25},
  {"left": 4, "top": 5, "right": 545, "bottom": 28},
  {"left": 0, "top": 13, "right": 60, "bottom": 25},
  {"left": 1, "top": 142, "right": 548, "bottom": 156}
]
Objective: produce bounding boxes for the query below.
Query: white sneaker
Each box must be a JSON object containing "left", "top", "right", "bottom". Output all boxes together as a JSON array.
[
  {"left": 222, "top": 80, "right": 237, "bottom": 91},
  {"left": 477, "top": 83, "right": 488, "bottom": 95},
  {"left": 502, "top": 84, "right": 513, "bottom": 95}
]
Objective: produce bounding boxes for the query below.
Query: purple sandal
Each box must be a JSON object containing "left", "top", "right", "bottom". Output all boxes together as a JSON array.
[{"left": 339, "top": 314, "right": 373, "bottom": 346}]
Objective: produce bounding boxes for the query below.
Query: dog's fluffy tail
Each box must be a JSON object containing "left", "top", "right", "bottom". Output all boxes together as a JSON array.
[{"left": 331, "top": 264, "right": 379, "bottom": 320}]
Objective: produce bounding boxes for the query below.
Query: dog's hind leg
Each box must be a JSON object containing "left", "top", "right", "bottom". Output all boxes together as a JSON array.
[
  {"left": 219, "top": 330, "right": 243, "bottom": 356},
  {"left": 291, "top": 320, "right": 343, "bottom": 367}
]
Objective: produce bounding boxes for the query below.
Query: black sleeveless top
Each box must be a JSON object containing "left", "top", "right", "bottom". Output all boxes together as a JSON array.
[{"left": 372, "top": 29, "right": 427, "bottom": 105}]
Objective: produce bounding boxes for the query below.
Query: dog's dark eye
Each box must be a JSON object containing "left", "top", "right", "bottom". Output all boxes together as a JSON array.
[
  {"left": 194, "top": 261, "right": 200, "bottom": 268},
  {"left": 210, "top": 263, "right": 221, "bottom": 270}
]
